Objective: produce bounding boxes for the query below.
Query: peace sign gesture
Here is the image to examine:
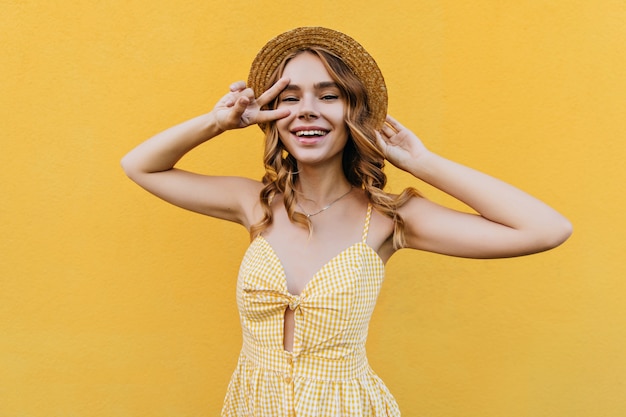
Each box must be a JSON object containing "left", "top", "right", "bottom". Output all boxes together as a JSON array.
[{"left": 213, "top": 77, "right": 291, "bottom": 131}]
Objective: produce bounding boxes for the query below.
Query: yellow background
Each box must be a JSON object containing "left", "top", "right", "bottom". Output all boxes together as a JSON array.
[{"left": 2, "top": 1, "right": 625, "bottom": 416}]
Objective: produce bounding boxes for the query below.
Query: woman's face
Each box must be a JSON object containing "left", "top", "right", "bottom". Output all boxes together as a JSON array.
[{"left": 275, "top": 52, "right": 349, "bottom": 168}]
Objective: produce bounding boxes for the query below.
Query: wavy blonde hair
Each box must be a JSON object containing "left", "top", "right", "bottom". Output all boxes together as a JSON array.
[{"left": 250, "top": 47, "right": 419, "bottom": 249}]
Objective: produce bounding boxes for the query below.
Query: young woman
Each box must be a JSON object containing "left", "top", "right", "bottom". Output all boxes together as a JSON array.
[{"left": 121, "top": 27, "right": 571, "bottom": 416}]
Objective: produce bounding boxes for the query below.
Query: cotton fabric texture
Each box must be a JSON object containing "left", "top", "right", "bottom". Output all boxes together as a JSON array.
[{"left": 221, "top": 204, "right": 400, "bottom": 416}]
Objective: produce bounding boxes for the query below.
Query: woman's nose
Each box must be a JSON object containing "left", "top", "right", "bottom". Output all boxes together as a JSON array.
[{"left": 297, "top": 94, "right": 319, "bottom": 119}]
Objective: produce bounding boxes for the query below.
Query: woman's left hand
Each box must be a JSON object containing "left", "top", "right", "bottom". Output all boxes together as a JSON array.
[{"left": 376, "top": 115, "right": 429, "bottom": 172}]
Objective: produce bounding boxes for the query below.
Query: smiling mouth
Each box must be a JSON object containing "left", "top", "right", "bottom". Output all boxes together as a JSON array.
[{"left": 294, "top": 130, "right": 328, "bottom": 137}]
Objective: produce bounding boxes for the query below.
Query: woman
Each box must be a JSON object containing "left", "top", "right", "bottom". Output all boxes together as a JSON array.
[{"left": 121, "top": 27, "right": 571, "bottom": 416}]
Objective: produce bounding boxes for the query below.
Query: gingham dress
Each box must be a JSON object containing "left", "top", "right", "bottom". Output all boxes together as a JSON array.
[{"left": 222, "top": 204, "right": 400, "bottom": 416}]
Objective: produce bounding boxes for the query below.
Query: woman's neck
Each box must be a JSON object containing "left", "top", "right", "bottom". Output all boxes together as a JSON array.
[{"left": 295, "top": 165, "right": 352, "bottom": 206}]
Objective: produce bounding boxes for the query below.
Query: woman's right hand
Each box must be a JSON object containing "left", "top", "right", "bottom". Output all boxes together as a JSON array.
[{"left": 213, "top": 77, "right": 291, "bottom": 131}]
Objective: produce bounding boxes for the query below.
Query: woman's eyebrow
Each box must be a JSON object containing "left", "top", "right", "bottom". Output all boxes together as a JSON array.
[
  {"left": 282, "top": 81, "right": 339, "bottom": 92},
  {"left": 315, "top": 81, "right": 339, "bottom": 89},
  {"left": 282, "top": 84, "right": 301, "bottom": 92}
]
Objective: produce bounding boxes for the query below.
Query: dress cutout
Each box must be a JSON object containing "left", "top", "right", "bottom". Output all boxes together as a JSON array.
[{"left": 222, "top": 204, "right": 400, "bottom": 416}]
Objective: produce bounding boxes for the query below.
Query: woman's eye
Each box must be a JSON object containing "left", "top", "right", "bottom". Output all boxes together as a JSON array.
[
  {"left": 321, "top": 94, "right": 338, "bottom": 100},
  {"left": 281, "top": 96, "right": 299, "bottom": 102}
]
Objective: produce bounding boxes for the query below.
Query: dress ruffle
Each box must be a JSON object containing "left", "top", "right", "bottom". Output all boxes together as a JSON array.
[{"left": 222, "top": 353, "right": 400, "bottom": 417}]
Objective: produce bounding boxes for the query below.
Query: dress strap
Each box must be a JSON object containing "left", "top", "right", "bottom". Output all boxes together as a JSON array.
[{"left": 361, "top": 203, "right": 373, "bottom": 243}]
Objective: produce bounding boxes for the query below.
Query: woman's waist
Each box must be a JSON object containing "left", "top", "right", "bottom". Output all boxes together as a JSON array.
[{"left": 241, "top": 338, "right": 369, "bottom": 381}]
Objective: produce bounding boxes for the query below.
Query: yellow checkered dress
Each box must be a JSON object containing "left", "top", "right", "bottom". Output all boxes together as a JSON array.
[{"left": 222, "top": 204, "right": 400, "bottom": 416}]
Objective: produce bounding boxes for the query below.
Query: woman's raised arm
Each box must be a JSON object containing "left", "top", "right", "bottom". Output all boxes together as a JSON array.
[
  {"left": 377, "top": 115, "right": 572, "bottom": 258},
  {"left": 120, "top": 78, "right": 290, "bottom": 226}
]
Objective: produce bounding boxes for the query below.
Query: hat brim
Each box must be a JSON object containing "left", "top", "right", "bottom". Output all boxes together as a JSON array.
[{"left": 248, "top": 27, "right": 388, "bottom": 130}]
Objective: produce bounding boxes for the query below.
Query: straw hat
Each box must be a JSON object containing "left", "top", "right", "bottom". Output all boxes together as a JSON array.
[{"left": 248, "top": 27, "right": 388, "bottom": 129}]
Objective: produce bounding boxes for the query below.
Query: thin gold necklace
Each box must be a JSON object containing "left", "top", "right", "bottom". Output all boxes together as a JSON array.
[{"left": 297, "top": 186, "right": 353, "bottom": 218}]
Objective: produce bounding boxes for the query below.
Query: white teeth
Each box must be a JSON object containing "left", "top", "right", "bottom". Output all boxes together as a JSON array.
[{"left": 295, "top": 130, "right": 327, "bottom": 137}]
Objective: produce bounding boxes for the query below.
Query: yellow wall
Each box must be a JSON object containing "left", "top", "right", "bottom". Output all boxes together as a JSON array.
[{"left": 2, "top": 1, "right": 625, "bottom": 416}]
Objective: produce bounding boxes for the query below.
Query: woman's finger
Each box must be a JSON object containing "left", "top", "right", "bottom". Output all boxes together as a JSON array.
[
  {"left": 226, "top": 96, "right": 249, "bottom": 125},
  {"left": 255, "top": 108, "right": 291, "bottom": 124},
  {"left": 375, "top": 131, "right": 388, "bottom": 149},
  {"left": 229, "top": 81, "right": 246, "bottom": 92},
  {"left": 256, "top": 77, "right": 290, "bottom": 107},
  {"left": 385, "top": 115, "right": 404, "bottom": 132},
  {"left": 381, "top": 124, "right": 396, "bottom": 139}
]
